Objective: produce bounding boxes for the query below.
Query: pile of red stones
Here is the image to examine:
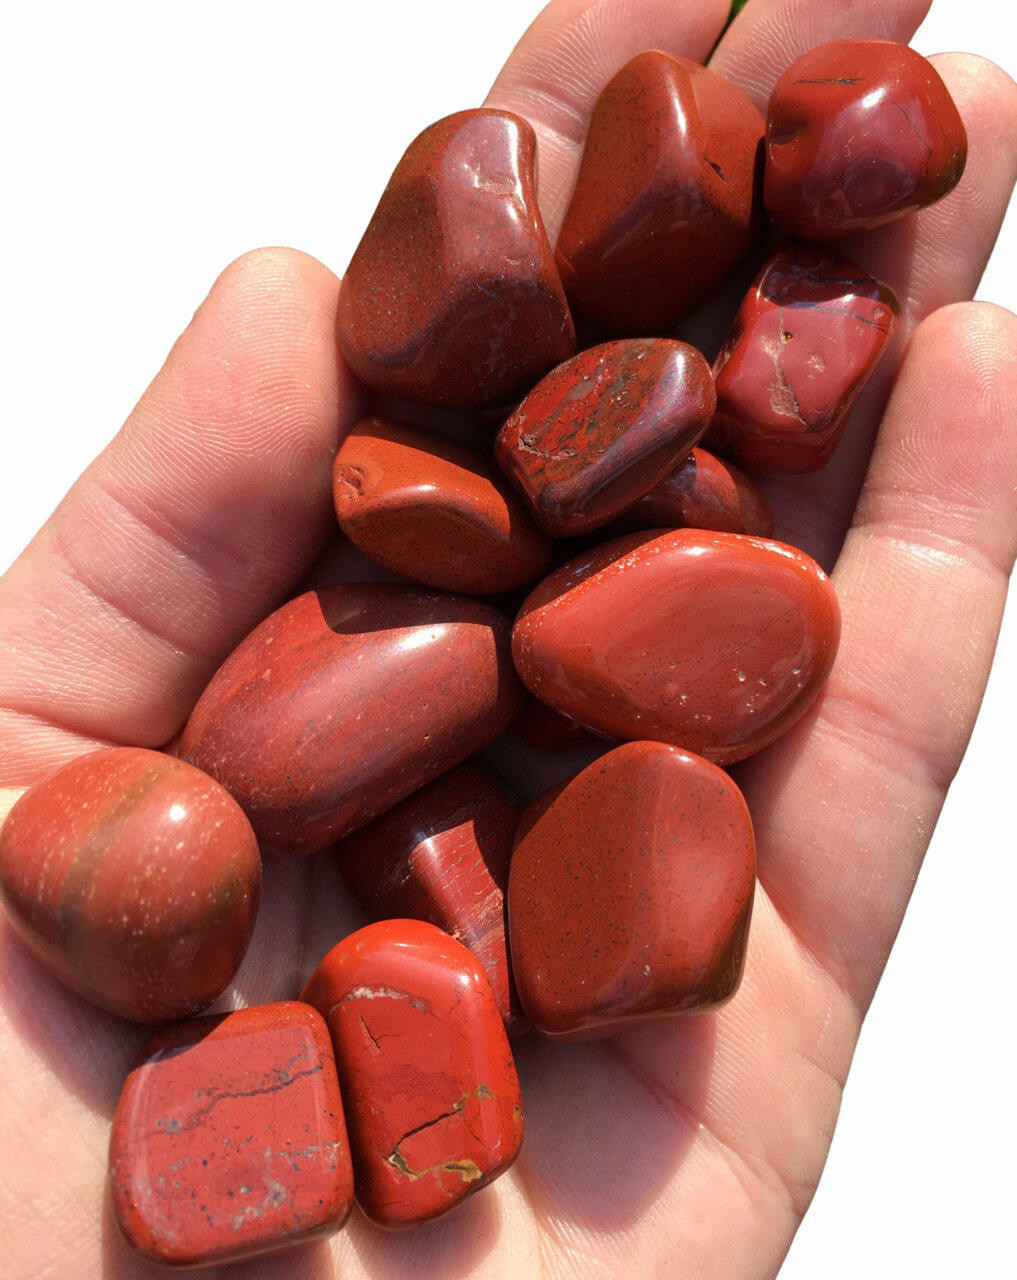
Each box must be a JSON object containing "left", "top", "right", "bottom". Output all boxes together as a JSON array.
[{"left": 0, "top": 39, "right": 966, "bottom": 1267}]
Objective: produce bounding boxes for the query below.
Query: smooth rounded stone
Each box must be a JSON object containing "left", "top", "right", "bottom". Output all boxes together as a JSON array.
[
  {"left": 110, "top": 1002, "right": 353, "bottom": 1266},
  {"left": 515, "top": 697, "right": 601, "bottom": 752},
  {"left": 556, "top": 51, "right": 765, "bottom": 335},
  {"left": 180, "top": 585, "right": 524, "bottom": 857},
  {"left": 0, "top": 747, "right": 260, "bottom": 1022},
  {"left": 337, "top": 109, "right": 575, "bottom": 408},
  {"left": 512, "top": 529, "right": 840, "bottom": 765},
  {"left": 337, "top": 760, "right": 525, "bottom": 1034},
  {"left": 301, "top": 920, "right": 523, "bottom": 1229},
  {"left": 610, "top": 446, "right": 774, "bottom": 537},
  {"left": 333, "top": 417, "right": 552, "bottom": 595},
  {"left": 765, "top": 39, "right": 967, "bottom": 241},
  {"left": 707, "top": 247, "right": 899, "bottom": 471},
  {"left": 495, "top": 340, "right": 715, "bottom": 537},
  {"left": 509, "top": 742, "right": 755, "bottom": 1040}
]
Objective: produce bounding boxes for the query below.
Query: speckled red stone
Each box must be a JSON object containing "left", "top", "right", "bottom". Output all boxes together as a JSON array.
[
  {"left": 610, "top": 446, "right": 774, "bottom": 537},
  {"left": 512, "top": 529, "right": 840, "bottom": 765},
  {"left": 109, "top": 1002, "right": 354, "bottom": 1266},
  {"left": 0, "top": 747, "right": 260, "bottom": 1022},
  {"left": 337, "top": 760, "right": 525, "bottom": 1034},
  {"left": 333, "top": 417, "right": 552, "bottom": 595},
  {"left": 301, "top": 920, "right": 523, "bottom": 1228},
  {"left": 496, "top": 339, "right": 715, "bottom": 537},
  {"left": 765, "top": 39, "right": 967, "bottom": 241},
  {"left": 556, "top": 51, "right": 764, "bottom": 335},
  {"left": 509, "top": 742, "right": 755, "bottom": 1039},
  {"left": 337, "top": 109, "right": 574, "bottom": 408},
  {"left": 706, "top": 247, "right": 899, "bottom": 471},
  {"left": 180, "top": 585, "right": 524, "bottom": 856}
]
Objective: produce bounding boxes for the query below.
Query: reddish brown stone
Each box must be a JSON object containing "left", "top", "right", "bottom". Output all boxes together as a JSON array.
[
  {"left": 333, "top": 417, "right": 552, "bottom": 595},
  {"left": 0, "top": 747, "right": 260, "bottom": 1022},
  {"left": 707, "top": 247, "right": 898, "bottom": 470},
  {"left": 110, "top": 1002, "right": 353, "bottom": 1266},
  {"left": 515, "top": 697, "right": 600, "bottom": 752},
  {"left": 337, "top": 109, "right": 574, "bottom": 407},
  {"left": 337, "top": 760, "right": 525, "bottom": 1034},
  {"left": 765, "top": 39, "right": 967, "bottom": 241},
  {"left": 301, "top": 920, "right": 523, "bottom": 1228},
  {"left": 512, "top": 529, "right": 840, "bottom": 765},
  {"left": 509, "top": 742, "right": 755, "bottom": 1039},
  {"left": 496, "top": 339, "right": 715, "bottom": 537},
  {"left": 180, "top": 585, "right": 524, "bottom": 856},
  {"left": 556, "top": 51, "right": 765, "bottom": 335},
  {"left": 610, "top": 446, "right": 774, "bottom": 537}
]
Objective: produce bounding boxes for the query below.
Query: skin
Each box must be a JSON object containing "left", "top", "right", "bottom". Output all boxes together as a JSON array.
[{"left": 0, "top": 1, "right": 1015, "bottom": 1277}]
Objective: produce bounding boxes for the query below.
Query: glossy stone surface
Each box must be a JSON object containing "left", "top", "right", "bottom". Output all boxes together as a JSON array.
[
  {"left": 110, "top": 1002, "right": 353, "bottom": 1266},
  {"left": 0, "top": 747, "right": 260, "bottom": 1022},
  {"left": 509, "top": 742, "right": 755, "bottom": 1039},
  {"left": 610, "top": 446, "right": 774, "bottom": 536},
  {"left": 301, "top": 920, "right": 523, "bottom": 1228},
  {"left": 556, "top": 51, "right": 765, "bottom": 335},
  {"left": 337, "top": 760, "right": 525, "bottom": 1034},
  {"left": 765, "top": 39, "right": 967, "bottom": 241},
  {"left": 333, "top": 417, "right": 552, "bottom": 595},
  {"left": 337, "top": 109, "right": 574, "bottom": 408},
  {"left": 512, "top": 529, "right": 840, "bottom": 765},
  {"left": 707, "top": 247, "right": 898, "bottom": 470},
  {"left": 180, "top": 585, "right": 523, "bottom": 856},
  {"left": 496, "top": 340, "right": 715, "bottom": 537}
]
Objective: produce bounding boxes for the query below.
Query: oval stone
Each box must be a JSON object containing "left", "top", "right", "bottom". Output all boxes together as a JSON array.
[{"left": 610, "top": 446, "right": 774, "bottom": 537}]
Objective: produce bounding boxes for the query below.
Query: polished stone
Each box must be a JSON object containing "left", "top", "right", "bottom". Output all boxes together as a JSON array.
[
  {"left": 516, "top": 697, "right": 600, "bottom": 752},
  {"left": 610, "top": 446, "right": 774, "bottom": 536}
]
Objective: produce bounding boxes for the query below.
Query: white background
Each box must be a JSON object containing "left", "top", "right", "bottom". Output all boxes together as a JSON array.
[{"left": 0, "top": 3, "right": 1013, "bottom": 1276}]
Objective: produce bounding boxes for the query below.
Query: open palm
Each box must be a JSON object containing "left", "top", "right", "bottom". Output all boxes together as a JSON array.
[{"left": 2, "top": 1, "right": 1016, "bottom": 1277}]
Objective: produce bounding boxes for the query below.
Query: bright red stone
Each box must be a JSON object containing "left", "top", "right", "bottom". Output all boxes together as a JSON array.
[
  {"left": 0, "top": 747, "right": 260, "bottom": 1022},
  {"left": 301, "top": 920, "right": 523, "bottom": 1228},
  {"left": 509, "top": 742, "right": 755, "bottom": 1039},
  {"left": 556, "top": 51, "right": 764, "bottom": 335},
  {"left": 333, "top": 417, "right": 552, "bottom": 595},
  {"left": 337, "top": 109, "right": 574, "bottom": 408},
  {"left": 109, "top": 1002, "right": 354, "bottom": 1266},
  {"left": 610, "top": 446, "right": 774, "bottom": 537},
  {"left": 337, "top": 760, "right": 525, "bottom": 1034},
  {"left": 512, "top": 529, "right": 840, "bottom": 765},
  {"left": 180, "top": 585, "right": 524, "bottom": 856},
  {"left": 706, "top": 247, "right": 899, "bottom": 471},
  {"left": 765, "top": 39, "right": 967, "bottom": 241},
  {"left": 496, "top": 339, "right": 715, "bottom": 537}
]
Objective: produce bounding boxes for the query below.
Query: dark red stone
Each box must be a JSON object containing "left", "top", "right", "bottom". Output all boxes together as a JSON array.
[
  {"left": 515, "top": 697, "right": 600, "bottom": 752},
  {"left": 333, "top": 417, "right": 552, "bottom": 595},
  {"left": 180, "top": 585, "right": 524, "bottom": 856},
  {"left": 512, "top": 529, "right": 840, "bottom": 765},
  {"left": 337, "top": 760, "right": 525, "bottom": 1034},
  {"left": 301, "top": 920, "right": 523, "bottom": 1228},
  {"left": 110, "top": 1002, "right": 354, "bottom": 1266},
  {"left": 556, "top": 51, "right": 765, "bottom": 335},
  {"left": 509, "top": 742, "right": 755, "bottom": 1039},
  {"left": 765, "top": 39, "right": 968, "bottom": 241},
  {"left": 610, "top": 446, "right": 774, "bottom": 537},
  {"left": 337, "top": 109, "right": 574, "bottom": 408},
  {"left": 0, "top": 747, "right": 260, "bottom": 1022},
  {"left": 706, "top": 247, "right": 899, "bottom": 471},
  {"left": 495, "top": 339, "right": 715, "bottom": 537}
]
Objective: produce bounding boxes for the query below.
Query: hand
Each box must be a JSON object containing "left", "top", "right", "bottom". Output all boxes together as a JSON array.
[{"left": 1, "top": 2, "right": 1015, "bottom": 1277}]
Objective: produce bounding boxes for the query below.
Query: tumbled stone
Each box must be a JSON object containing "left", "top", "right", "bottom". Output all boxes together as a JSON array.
[
  {"left": 515, "top": 697, "right": 601, "bottom": 752},
  {"left": 610, "top": 446, "right": 774, "bottom": 536},
  {"left": 301, "top": 920, "right": 523, "bottom": 1228}
]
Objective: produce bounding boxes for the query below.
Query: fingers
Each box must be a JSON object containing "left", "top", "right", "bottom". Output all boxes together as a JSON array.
[{"left": 0, "top": 248, "right": 361, "bottom": 784}]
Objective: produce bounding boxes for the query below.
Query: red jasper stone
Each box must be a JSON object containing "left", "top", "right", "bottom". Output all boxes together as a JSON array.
[
  {"left": 707, "top": 247, "right": 899, "bottom": 471},
  {"left": 0, "top": 747, "right": 260, "bottom": 1022},
  {"left": 515, "top": 697, "right": 600, "bottom": 752},
  {"left": 765, "top": 39, "right": 968, "bottom": 241},
  {"left": 337, "top": 760, "right": 525, "bottom": 1034},
  {"left": 509, "top": 742, "right": 755, "bottom": 1039},
  {"left": 496, "top": 339, "right": 715, "bottom": 537},
  {"left": 333, "top": 417, "right": 552, "bottom": 595},
  {"left": 110, "top": 1002, "right": 354, "bottom": 1266},
  {"left": 180, "top": 585, "right": 524, "bottom": 856},
  {"left": 337, "top": 109, "right": 574, "bottom": 408},
  {"left": 512, "top": 529, "right": 840, "bottom": 765},
  {"left": 301, "top": 920, "right": 523, "bottom": 1228},
  {"left": 556, "top": 51, "right": 765, "bottom": 335},
  {"left": 610, "top": 446, "right": 774, "bottom": 537}
]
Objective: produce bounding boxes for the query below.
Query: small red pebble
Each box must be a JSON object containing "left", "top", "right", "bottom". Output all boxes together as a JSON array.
[{"left": 610, "top": 446, "right": 774, "bottom": 537}]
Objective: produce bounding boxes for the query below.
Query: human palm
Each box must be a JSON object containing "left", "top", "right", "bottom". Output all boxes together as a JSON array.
[{"left": 2, "top": 1, "right": 1016, "bottom": 1277}]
